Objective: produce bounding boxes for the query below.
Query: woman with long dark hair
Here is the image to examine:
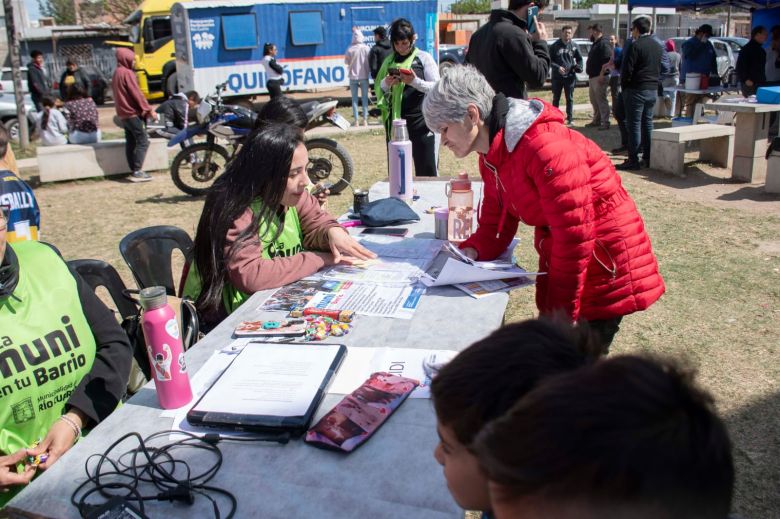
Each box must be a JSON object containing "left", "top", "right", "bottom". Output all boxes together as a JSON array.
[
  {"left": 64, "top": 85, "right": 100, "bottom": 144},
  {"left": 35, "top": 95, "right": 68, "bottom": 146},
  {"left": 263, "top": 43, "right": 285, "bottom": 99},
  {"left": 183, "top": 123, "right": 373, "bottom": 327}
]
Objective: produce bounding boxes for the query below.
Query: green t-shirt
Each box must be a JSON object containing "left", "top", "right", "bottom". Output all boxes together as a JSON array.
[{"left": 183, "top": 205, "right": 304, "bottom": 314}]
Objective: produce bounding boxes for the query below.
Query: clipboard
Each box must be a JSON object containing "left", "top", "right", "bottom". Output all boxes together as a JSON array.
[{"left": 187, "top": 342, "right": 346, "bottom": 436}]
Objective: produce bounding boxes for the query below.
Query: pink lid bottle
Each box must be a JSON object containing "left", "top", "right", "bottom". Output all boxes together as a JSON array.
[
  {"left": 140, "top": 287, "right": 193, "bottom": 409},
  {"left": 446, "top": 172, "right": 474, "bottom": 243}
]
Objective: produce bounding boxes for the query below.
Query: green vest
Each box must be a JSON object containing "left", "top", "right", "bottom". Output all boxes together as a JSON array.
[
  {"left": 0, "top": 242, "right": 96, "bottom": 504},
  {"left": 182, "top": 205, "right": 304, "bottom": 314},
  {"left": 374, "top": 49, "right": 419, "bottom": 135}
]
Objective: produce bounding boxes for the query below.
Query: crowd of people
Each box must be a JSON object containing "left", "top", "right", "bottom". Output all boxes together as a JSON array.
[{"left": 0, "top": 8, "right": 745, "bottom": 515}]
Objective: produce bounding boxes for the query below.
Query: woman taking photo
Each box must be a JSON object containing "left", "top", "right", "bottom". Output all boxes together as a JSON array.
[
  {"left": 184, "top": 123, "right": 374, "bottom": 328},
  {"left": 422, "top": 66, "right": 665, "bottom": 350},
  {"left": 262, "top": 43, "right": 285, "bottom": 99},
  {"left": 375, "top": 18, "right": 440, "bottom": 177}
]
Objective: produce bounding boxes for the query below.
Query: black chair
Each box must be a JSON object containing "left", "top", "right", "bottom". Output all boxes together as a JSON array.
[
  {"left": 119, "top": 225, "right": 193, "bottom": 297},
  {"left": 118, "top": 226, "right": 200, "bottom": 350},
  {"left": 67, "top": 259, "right": 150, "bottom": 393},
  {"left": 67, "top": 258, "right": 138, "bottom": 320}
]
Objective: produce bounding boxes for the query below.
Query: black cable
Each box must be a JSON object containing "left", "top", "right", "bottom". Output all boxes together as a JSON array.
[{"left": 71, "top": 431, "right": 239, "bottom": 518}]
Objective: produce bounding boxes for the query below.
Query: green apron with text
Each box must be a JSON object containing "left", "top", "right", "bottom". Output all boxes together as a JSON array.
[
  {"left": 0, "top": 241, "right": 96, "bottom": 505},
  {"left": 374, "top": 48, "right": 419, "bottom": 136}
]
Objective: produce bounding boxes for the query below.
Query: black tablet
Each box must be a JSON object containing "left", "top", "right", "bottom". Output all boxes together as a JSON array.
[{"left": 187, "top": 342, "right": 346, "bottom": 436}]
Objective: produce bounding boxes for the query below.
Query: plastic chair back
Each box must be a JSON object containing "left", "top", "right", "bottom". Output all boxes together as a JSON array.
[
  {"left": 67, "top": 258, "right": 138, "bottom": 319},
  {"left": 119, "top": 225, "right": 193, "bottom": 297}
]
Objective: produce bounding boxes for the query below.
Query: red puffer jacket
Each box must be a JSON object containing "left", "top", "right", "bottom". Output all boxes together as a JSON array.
[{"left": 461, "top": 98, "right": 665, "bottom": 321}]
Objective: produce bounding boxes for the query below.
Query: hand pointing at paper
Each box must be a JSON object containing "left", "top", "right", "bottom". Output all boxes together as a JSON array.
[{"left": 327, "top": 227, "right": 377, "bottom": 264}]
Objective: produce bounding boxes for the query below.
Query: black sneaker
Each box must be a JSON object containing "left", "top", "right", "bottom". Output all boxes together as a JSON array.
[
  {"left": 611, "top": 146, "right": 628, "bottom": 154},
  {"left": 616, "top": 160, "right": 641, "bottom": 171},
  {"left": 585, "top": 121, "right": 600, "bottom": 128}
]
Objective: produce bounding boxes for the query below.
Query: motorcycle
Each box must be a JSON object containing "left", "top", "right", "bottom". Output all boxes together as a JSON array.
[{"left": 158, "top": 83, "right": 354, "bottom": 197}]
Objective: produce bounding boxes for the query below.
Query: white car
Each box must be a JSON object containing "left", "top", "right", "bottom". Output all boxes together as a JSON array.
[
  {"left": 546, "top": 38, "right": 592, "bottom": 85},
  {"left": 0, "top": 67, "right": 29, "bottom": 94}
]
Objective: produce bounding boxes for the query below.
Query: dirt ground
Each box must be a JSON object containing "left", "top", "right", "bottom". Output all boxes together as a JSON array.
[{"left": 19, "top": 99, "right": 780, "bottom": 519}]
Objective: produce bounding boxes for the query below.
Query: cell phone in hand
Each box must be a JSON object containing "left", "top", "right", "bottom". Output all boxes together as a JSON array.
[
  {"left": 387, "top": 67, "right": 400, "bottom": 77},
  {"left": 527, "top": 5, "right": 539, "bottom": 34}
]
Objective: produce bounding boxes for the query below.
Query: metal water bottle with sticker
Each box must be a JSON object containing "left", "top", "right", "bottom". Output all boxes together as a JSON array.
[
  {"left": 140, "top": 286, "right": 192, "bottom": 409},
  {"left": 388, "top": 119, "right": 414, "bottom": 201}
]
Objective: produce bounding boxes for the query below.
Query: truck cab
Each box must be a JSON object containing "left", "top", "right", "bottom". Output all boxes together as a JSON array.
[{"left": 117, "top": 0, "right": 177, "bottom": 100}]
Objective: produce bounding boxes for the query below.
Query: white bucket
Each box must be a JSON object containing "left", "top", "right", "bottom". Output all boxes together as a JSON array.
[{"left": 685, "top": 73, "right": 701, "bottom": 90}]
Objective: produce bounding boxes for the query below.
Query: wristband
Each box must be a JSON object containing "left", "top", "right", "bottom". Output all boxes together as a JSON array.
[{"left": 59, "top": 414, "right": 82, "bottom": 443}]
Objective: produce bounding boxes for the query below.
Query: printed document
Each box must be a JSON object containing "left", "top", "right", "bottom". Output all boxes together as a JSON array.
[{"left": 192, "top": 343, "right": 342, "bottom": 417}]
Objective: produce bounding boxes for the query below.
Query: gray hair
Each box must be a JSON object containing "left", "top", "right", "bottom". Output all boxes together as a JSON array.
[{"left": 423, "top": 65, "right": 495, "bottom": 131}]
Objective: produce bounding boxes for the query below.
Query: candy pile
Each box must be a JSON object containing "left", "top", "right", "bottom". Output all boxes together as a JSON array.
[
  {"left": 304, "top": 316, "right": 352, "bottom": 341},
  {"left": 27, "top": 440, "right": 48, "bottom": 466}
]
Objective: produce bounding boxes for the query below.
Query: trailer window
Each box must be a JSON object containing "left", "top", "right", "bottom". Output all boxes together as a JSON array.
[
  {"left": 222, "top": 14, "right": 257, "bottom": 50},
  {"left": 289, "top": 11, "right": 324, "bottom": 46},
  {"left": 142, "top": 16, "right": 172, "bottom": 53}
]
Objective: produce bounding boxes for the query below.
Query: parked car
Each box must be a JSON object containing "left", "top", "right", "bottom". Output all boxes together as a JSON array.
[
  {"left": 439, "top": 44, "right": 467, "bottom": 74},
  {"left": 670, "top": 36, "right": 736, "bottom": 80},
  {"left": 0, "top": 92, "right": 38, "bottom": 143},
  {"left": 546, "top": 38, "right": 591, "bottom": 85},
  {"left": 0, "top": 67, "right": 29, "bottom": 94}
]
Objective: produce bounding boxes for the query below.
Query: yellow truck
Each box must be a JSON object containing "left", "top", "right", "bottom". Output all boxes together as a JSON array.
[{"left": 111, "top": 0, "right": 178, "bottom": 101}]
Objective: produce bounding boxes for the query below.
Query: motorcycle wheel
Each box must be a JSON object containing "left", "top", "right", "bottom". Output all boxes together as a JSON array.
[
  {"left": 305, "top": 137, "right": 354, "bottom": 195},
  {"left": 170, "top": 142, "right": 230, "bottom": 197}
]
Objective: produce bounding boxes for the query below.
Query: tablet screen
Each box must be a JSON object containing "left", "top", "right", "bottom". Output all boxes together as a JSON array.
[{"left": 191, "top": 343, "right": 343, "bottom": 418}]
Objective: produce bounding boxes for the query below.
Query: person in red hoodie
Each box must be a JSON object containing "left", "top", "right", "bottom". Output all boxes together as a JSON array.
[
  {"left": 423, "top": 65, "right": 665, "bottom": 351},
  {"left": 112, "top": 48, "right": 158, "bottom": 182}
]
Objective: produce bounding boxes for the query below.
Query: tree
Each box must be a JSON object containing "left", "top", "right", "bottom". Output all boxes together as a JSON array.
[
  {"left": 450, "top": 0, "right": 491, "bottom": 15},
  {"left": 574, "top": 0, "right": 616, "bottom": 7},
  {"left": 37, "top": 0, "right": 76, "bottom": 25},
  {"left": 101, "top": 0, "right": 141, "bottom": 24}
]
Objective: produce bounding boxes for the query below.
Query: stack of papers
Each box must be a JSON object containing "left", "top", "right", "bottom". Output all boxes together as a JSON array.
[{"left": 421, "top": 257, "right": 542, "bottom": 288}]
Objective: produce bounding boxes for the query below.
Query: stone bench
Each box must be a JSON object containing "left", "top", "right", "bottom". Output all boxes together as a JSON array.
[
  {"left": 37, "top": 138, "right": 170, "bottom": 183},
  {"left": 650, "top": 124, "right": 735, "bottom": 177}
]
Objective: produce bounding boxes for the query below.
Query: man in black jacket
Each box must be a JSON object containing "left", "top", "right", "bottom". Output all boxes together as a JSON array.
[
  {"left": 368, "top": 26, "right": 393, "bottom": 80},
  {"left": 27, "top": 50, "right": 51, "bottom": 112},
  {"left": 550, "top": 25, "right": 582, "bottom": 124},
  {"left": 736, "top": 25, "right": 767, "bottom": 98},
  {"left": 464, "top": 0, "right": 550, "bottom": 99},
  {"left": 586, "top": 24, "right": 613, "bottom": 130},
  {"left": 618, "top": 16, "right": 662, "bottom": 171}
]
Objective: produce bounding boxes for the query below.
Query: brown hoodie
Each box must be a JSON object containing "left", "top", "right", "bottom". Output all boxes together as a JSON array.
[{"left": 112, "top": 48, "right": 153, "bottom": 120}]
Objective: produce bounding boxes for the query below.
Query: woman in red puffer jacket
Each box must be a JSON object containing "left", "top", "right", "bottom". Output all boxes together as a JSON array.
[{"left": 423, "top": 66, "right": 664, "bottom": 350}]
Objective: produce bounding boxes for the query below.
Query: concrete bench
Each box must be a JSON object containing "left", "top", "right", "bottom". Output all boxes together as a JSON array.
[
  {"left": 37, "top": 138, "right": 170, "bottom": 183},
  {"left": 650, "top": 124, "right": 735, "bottom": 177}
]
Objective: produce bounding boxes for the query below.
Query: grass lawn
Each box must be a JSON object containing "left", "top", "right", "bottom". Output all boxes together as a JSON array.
[{"left": 26, "top": 123, "right": 780, "bottom": 519}]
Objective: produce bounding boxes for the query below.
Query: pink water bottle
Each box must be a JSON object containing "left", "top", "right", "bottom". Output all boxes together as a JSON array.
[
  {"left": 140, "top": 286, "right": 193, "bottom": 409},
  {"left": 388, "top": 119, "right": 414, "bottom": 201},
  {"left": 446, "top": 172, "right": 474, "bottom": 243}
]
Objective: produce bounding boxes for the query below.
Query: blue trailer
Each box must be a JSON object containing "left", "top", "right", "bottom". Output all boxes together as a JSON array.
[{"left": 171, "top": 0, "right": 439, "bottom": 97}]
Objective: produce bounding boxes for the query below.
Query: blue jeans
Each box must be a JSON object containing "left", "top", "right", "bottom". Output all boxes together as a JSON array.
[
  {"left": 350, "top": 79, "right": 369, "bottom": 121},
  {"left": 624, "top": 88, "right": 656, "bottom": 164},
  {"left": 551, "top": 75, "right": 576, "bottom": 122}
]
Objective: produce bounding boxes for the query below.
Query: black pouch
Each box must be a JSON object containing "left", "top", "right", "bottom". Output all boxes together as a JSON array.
[{"left": 359, "top": 197, "right": 420, "bottom": 227}]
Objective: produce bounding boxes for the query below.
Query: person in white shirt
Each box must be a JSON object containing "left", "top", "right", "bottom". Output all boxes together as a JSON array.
[
  {"left": 345, "top": 28, "right": 371, "bottom": 127},
  {"left": 262, "top": 43, "right": 285, "bottom": 99},
  {"left": 35, "top": 96, "right": 68, "bottom": 146}
]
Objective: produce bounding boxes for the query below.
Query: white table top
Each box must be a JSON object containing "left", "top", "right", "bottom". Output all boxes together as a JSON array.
[
  {"left": 708, "top": 99, "right": 780, "bottom": 113},
  {"left": 670, "top": 85, "right": 738, "bottom": 95},
  {"left": 6, "top": 181, "right": 515, "bottom": 519}
]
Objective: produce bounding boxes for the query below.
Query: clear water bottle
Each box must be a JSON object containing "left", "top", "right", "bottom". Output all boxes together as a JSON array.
[
  {"left": 140, "top": 286, "right": 193, "bottom": 409},
  {"left": 388, "top": 119, "right": 414, "bottom": 201},
  {"left": 446, "top": 172, "right": 474, "bottom": 243}
]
